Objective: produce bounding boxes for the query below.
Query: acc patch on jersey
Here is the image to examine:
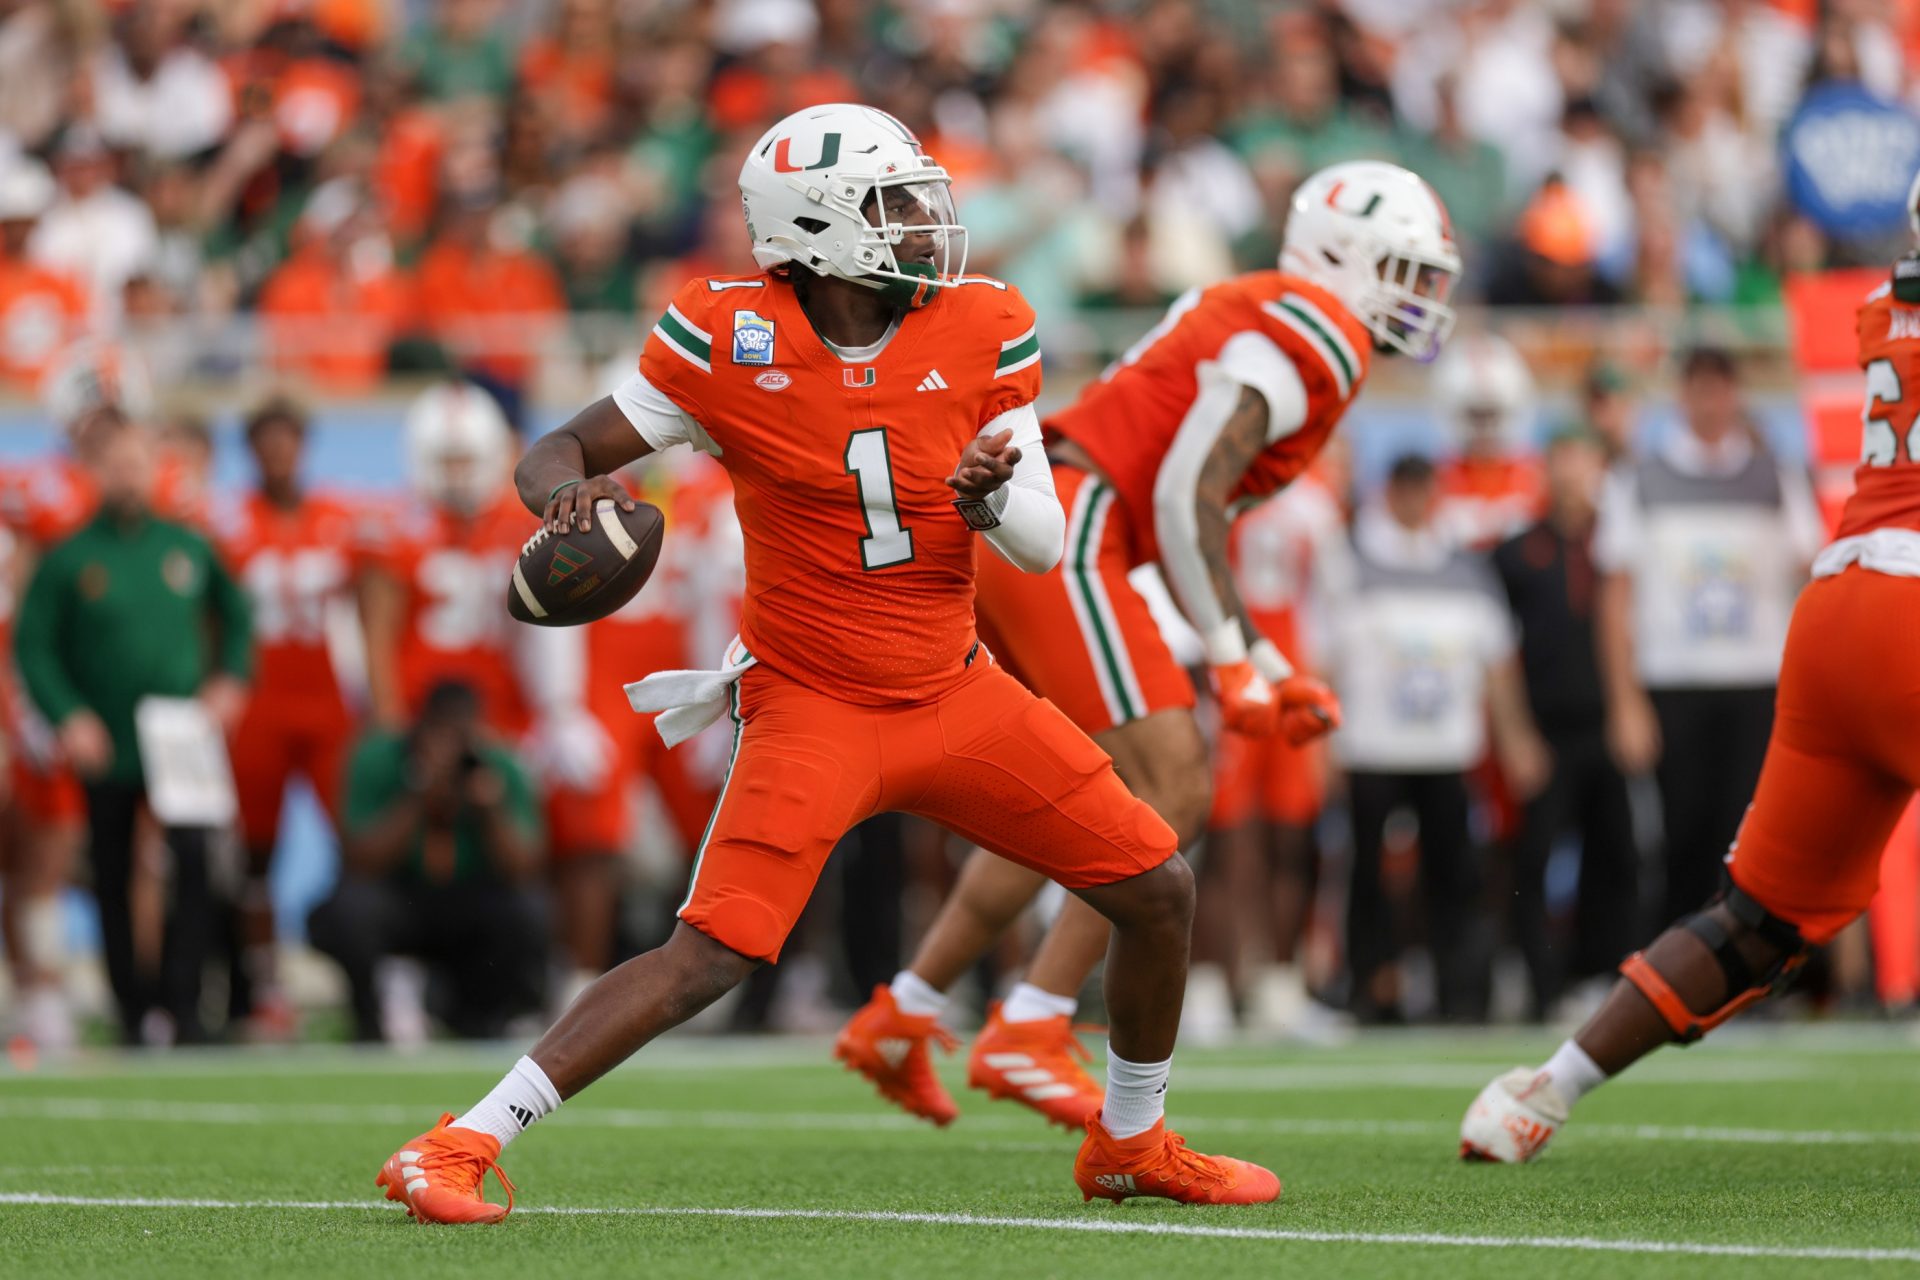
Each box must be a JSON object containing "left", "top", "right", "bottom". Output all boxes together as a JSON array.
[{"left": 732, "top": 310, "right": 776, "bottom": 366}]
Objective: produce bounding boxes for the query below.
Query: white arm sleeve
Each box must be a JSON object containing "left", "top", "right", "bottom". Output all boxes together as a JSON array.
[
  {"left": 975, "top": 403, "right": 1063, "bottom": 574},
  {"left": 612, "top": 370, "right": 721, "bottom": 456},
  {"left": 1153, "top": 344, "right": 1310, "bottom": 663}
]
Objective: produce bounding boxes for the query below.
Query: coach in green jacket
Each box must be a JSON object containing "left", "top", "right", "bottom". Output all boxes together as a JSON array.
[{"left": 14, "top": 412, "right": 252, "bottom": 1045}]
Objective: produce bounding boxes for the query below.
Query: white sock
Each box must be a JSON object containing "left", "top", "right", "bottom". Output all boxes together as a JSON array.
[
  {"left": 450, "top": 1055, "right": 562, "bottom": 1148},
  {"left": 889, "top": 970, "right": 948, "bottom": 1019},
  {"left": 1100, "top": 1046, "right": 1171, "bottom": 1139},
  {"left": 1541, "top": 1039, "right": 1607, "bottom": 1104},
  {"left": 1000, "top": 981, "right": 1078, "bottom": 1024}
]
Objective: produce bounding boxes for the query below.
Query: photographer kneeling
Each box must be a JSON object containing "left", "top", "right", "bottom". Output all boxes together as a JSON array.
[{"left": 309, "top": 681, "right": 548, "bottom": 1041}]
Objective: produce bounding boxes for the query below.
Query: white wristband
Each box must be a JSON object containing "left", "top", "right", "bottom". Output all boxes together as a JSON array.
[
  {"left": 1249, "top": 638, "right": 1295, "bottom": 683},
  {"left": 1206, "top": 620, "right": 1248, "bottom": 667}
]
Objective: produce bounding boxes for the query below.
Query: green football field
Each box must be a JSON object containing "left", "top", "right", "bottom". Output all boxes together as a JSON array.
[{"left": 1, "top": 1025, "right": 1915, "bottom": 1279}]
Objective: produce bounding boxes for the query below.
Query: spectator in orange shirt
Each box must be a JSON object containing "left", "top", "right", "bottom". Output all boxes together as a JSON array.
[
  {"left": 413, "top": 186, "right": 563, "bottom": 429},
  {"left": 0, "top": 160, "right": 88, "bottom": 391},
  {"left": 517, "top": 0, "right": 616, "bottom": 145},
  {"left": 258, "top": 180, "right": 413, "bottom": 391}
]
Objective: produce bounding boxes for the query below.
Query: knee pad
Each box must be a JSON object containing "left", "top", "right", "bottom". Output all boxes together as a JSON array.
[{"left": 1619, "top": 884, "right": 1809, "bottom": 1044}]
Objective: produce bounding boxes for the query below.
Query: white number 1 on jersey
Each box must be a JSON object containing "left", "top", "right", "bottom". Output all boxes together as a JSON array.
[{"left": 845, "top": 429, "right": 914, "bottom": 569}]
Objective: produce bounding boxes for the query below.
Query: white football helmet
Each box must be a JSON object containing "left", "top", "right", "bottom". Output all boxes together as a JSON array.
[
  {"left": 1281, "top": 161, "right": 1462, "bottom": 362},
  {"left": 1433, "top": 332, "right": 1535, "bottom": 455},
  {"left": 41, "top": 340, "right": 155, "bottom": 434},
  {"left": 739, "top": 103, "right": 966, "bottom": 308},
  {"left": 405, "top": 382, "right": 511, "bottom": 515}
]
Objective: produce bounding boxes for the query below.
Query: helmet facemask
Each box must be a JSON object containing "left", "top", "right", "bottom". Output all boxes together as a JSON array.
[
  {"left": 846, "top": 173, "right": 967, "bottom": 307},
  {"left": 1371, "top": 252, "right": 1458, "bottom": 363}
]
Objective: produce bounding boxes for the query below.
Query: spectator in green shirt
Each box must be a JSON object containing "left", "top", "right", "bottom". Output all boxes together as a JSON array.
[
  {"left": 308, "top": 680, "right": 547, "bottom": 1042},
  {"left": 14, "top": 413, "right": 252, "bottom": 1045}
]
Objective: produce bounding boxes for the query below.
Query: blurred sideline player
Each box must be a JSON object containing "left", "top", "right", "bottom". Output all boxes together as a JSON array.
[
  {"left": 558, "top": 446, "right": 740, "bottom": 997},
  {"left": 839, "top": 160, "right": 1459, "bottom": 1128},
  {"left": 1433, "top": 331, "right": 1544, "bottom": 551},
  {"left": 1460, "top": 172, "right": 1920, "bottom": 1163},
  {"left": 1195, "top": 445, "right": 1348, "bottom": 1041},
  {"left": 360, "top": 383, "right": 610, "bottom": 984},
  {"left": 211, "top": 397, "right": 365, "bottom": 1035},
  {"left": 378, "top": 103, "right": 1280, "bottom": 1221},
  {"left": 0, "top": 344, "right": 166, "bottom": 1051}
]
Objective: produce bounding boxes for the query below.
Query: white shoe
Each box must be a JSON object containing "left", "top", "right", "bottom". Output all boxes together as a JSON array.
[
  {"left": 1246, "top": 965, "right": 1356, "bottom": 1046},
  {"left": 1180, "top": 964, "right": 1237, "bottom": 1046},
  {"left": 1460, "top": 1067, "right": 1569, "bottom": 1163},
  {"left": 17, "top": 986, "right": 77, "bottom": 1053},
  {"left": 377, "top": 958, "right": 429, "bottom": 1049}
]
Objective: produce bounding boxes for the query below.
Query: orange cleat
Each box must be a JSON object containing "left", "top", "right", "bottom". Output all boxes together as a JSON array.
[
  {"left": 1074, "top": 1117, "right": 1282, "bottom": 1206},
  {"left": 834, "top": 985, "right": 961, "bottom": 1126},
  {"left": 966, "top": 1004, "right": 1103, "bottom": 1130},
  {"left": 376, "top": 1113, "right": 516, "bottom": 1224}
]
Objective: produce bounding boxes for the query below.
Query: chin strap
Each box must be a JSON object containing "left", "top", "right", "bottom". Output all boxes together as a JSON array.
[
  {"left": 873, "top": 261, "right": 941, "bottom": 308},
  {"left": 1620, "top": 884, "right": 1809, "bottom": 1045}
]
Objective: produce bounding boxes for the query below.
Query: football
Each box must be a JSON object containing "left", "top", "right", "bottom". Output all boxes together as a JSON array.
[{"left": 506, "top": 498, "right": 665, "bottom": 626}]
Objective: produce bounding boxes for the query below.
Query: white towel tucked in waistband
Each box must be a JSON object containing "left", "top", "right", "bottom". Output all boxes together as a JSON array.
[{"left": 624, "top": 637, "right": 756, "bottom": 747}]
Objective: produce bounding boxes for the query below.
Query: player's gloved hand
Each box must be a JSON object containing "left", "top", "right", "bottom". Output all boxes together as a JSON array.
[
  {"left": 1276, "top": 676, "right": 1341, "bottom": 746},
  {"left": 526, "top": 714, "right": 615, "bottom": 789},
  {"left": 1212, "top": 661, "right": 1282, "bottom": 736}
]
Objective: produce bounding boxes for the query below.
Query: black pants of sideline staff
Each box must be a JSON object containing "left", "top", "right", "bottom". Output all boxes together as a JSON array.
[
  {"left": 1346, "top": 769, "right": 1488, "bottom": 1022},
  {"left": 84, "top": 782, "right": 216, "bottom": 1045},
  {"left": 307, "top": 876, "right": 549, "bottom": 1042},
  {"left": 1651, "top": 685, "right": 1774, "bottom": 924},
  {"left": 1508, "top": 728, "right": 1638, "bottom": 1016}
]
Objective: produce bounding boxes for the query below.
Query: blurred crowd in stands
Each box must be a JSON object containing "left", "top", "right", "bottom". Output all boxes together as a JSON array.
[
  {"left": 1, "top": 0, "right": 1918, "bottom": 1052},
  {"left": 0, "top": 0, "right": 1918, "bottom": 403}
]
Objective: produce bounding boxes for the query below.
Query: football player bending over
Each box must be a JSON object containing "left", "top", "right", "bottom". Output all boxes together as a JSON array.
[
  {"left": 1462, "top": 172, "right": 1920, "bottom": 1163},
  {"left": 837, "top": 160, "right": 1462, "bottom": 1128},
  {"left": 373, "top": 103, "right": 1281, "bottom": 1222}
]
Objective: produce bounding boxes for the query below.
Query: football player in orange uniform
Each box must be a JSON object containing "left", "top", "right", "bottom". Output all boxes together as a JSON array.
[
  {"left": 376, "top": 104, "right": 1279, "bottom": 1221},
  {"left": 1433, "top": 331, "right": 1545, "bottom": 551},
  {"left": 839, "top": 161, "right": 1460, "bottom": 1128},
  {"left": 1198, "top": 452, "right": 1348, "bottom": 1040},
  {"left": 1461, "top": 172, "right": 1920, "bottom": 1164},
  {"left": 213, "top": 397, "right": 365, "bottom": 1033},
  {"left": 553, "top": 448, "right": 740, "bottom": 997},
  {"left": 362, "top": 383, "right": 614, "bottom": 972},
  {"left": 0, "top": 344, "right": 162, "bottom": 1052}
]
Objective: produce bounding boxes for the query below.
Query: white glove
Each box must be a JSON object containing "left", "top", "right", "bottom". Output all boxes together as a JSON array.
[{"left": 525, "top": 714, "right": 615, "bottom": 790}]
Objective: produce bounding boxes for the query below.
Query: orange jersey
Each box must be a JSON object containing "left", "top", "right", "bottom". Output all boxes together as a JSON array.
[
  {"left": 639, "top": 271, "right": 1042, "bottom": 705},
  {"left": 1835, "top": 278, "right": 1920, "bottom": 539},
  {"left": 0, "top": 258, "right": 88, "bottom": 389},
  {"left": 1437, "top": 455, "right": 1546, "bottom": 550},
  {"left": 213, "top": 492, "right": 364, "bottom": 706},
  {"left": 1047, "top": 272, "right": 1372, "bottom": 567},
  {"left": 0, "top": 453, "right": 200, "bottom": 548},
  {"left": 380, "top": 491, "right": 538, "bottom": 733}
]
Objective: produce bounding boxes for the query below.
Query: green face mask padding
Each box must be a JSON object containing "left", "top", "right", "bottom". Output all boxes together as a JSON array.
[{"left": 874, "top": 260, "right": 940, "bottom": 308}]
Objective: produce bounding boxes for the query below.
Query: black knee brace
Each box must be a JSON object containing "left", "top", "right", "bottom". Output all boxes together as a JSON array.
[{"left": 1619, "top": 884, "right": 1809, "bottom": 1044}]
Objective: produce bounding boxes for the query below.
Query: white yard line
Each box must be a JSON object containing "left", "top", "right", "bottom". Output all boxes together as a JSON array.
[
  {"left": 0, "top": 1095, "right": 1915, "bottom": 1148},
  {"left": 0, "top": 1193, "right": 1914, "bottom": 1264}
]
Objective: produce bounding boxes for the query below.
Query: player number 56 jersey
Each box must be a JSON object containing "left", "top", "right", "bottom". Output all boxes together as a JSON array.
[
  {"left": 636, "top": 271, "right": 1042, "bottom": 705},
  {"left": 1818, "top": 275, "right": 1920, "bottom": 577}
]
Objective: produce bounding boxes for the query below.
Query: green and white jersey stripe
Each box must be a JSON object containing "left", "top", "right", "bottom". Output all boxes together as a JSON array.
[
  {"left": 654, "top": 304, "right": 713, "bottom": 374},
  {"left": 1263, "top": 293, "right": 1358, "bottom": 400},
  {"left": 996, "top": 325, "right": 1040, "bottom": 377},
  {"left": 1062, "top": 479, "right": 1147, "bottom": 726}
]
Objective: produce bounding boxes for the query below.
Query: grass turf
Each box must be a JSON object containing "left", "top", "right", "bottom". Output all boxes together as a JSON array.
[{"left": 0, "top": 1025, "right": 1915, "bottom": 1279}]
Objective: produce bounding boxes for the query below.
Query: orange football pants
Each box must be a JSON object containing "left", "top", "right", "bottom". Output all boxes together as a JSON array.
[
  {"left": 974, "top": 465, "right": 1195, "bottom": 736},
  {"left": 232, "top": 694, "right": 353, "bottom": 847},
  {"left": 679, "top": 655, "right": 1178, "bottom": 962},
  {"left": 1725, "top": 567, "right": 1920, "bottom": 944}
]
